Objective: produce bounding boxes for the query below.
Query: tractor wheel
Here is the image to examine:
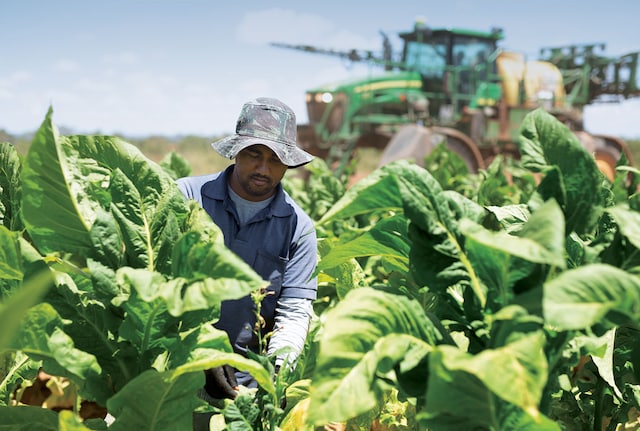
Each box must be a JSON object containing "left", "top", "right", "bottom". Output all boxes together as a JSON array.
[
  {"left": 433, "top": 126, "right": 486, "bottom": 173},
  {"left": 573, "top": 131, "right": 632, "bottom": 181},
  {"left": 592, "top": 134, "right": 633, "bottom": 182},
  {"left": 378, "top": 124, "right": 485, "bottom": 173}
]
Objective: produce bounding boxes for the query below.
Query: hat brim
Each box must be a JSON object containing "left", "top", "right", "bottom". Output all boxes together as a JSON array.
[{"left": 211, "top": 135, "right": 314, "bottom": 168}]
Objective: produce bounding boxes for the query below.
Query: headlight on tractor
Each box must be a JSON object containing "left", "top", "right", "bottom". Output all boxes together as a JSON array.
[{"left": 314, "top": 92, "right": 333, "bottom": 103}]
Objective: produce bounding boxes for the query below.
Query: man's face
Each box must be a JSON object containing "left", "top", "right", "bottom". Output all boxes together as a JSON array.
[{"left": 229, "top": 144, "right": 288, "bottom": 201}]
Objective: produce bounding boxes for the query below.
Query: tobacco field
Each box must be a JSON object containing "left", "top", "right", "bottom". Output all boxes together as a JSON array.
[{"left": 1, "top": 107, "right": 640, "bottom": 430}]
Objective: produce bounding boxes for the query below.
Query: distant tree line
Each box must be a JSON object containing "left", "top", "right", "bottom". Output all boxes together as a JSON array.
[{"left": 2, "top": 128, "right": 640, "bottom": 176}]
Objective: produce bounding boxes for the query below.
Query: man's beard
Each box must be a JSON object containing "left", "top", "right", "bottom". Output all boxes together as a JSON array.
[{"left": 241, "top": 174, "right": 274, "bottom": 198}]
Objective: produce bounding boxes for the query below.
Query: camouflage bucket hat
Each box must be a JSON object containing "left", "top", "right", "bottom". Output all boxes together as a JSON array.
[{"left": 211, "top": 97, "right": 314, "bottom": 168}]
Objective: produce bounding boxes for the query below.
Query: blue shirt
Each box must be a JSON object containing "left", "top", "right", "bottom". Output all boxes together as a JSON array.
[{"left": 176, "top": 165, "right": 317, "bottom": 356}]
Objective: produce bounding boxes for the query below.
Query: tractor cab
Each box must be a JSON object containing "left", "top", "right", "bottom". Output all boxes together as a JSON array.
[{"left": 398, "top": 24, "right": 503, "bottom": 123}]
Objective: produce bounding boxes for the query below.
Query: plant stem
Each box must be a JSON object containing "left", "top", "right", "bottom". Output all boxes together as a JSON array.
[{"left": 593, "top": 375, "right": 605, "bottom": 431}]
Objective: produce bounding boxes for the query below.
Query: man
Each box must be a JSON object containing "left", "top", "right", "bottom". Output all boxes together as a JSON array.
[{"left": 176, "top": 97, "right": 317, "bottom": 406}]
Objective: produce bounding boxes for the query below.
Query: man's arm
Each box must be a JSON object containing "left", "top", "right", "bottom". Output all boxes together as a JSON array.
[
  {"left": 268, "top": 297, "right": 314, "bottom": 368},
  {"left": 269, "top": 206, "right": 318, "bottom": 369}
]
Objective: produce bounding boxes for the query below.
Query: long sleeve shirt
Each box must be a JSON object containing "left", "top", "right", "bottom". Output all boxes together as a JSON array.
[{"left": 176, "top": 165, "right": 317, "bottom": 367}]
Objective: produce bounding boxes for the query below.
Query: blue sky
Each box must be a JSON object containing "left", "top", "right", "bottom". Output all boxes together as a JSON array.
[{"left": 2, "top": 0, "right": 640, "bottom": 138}]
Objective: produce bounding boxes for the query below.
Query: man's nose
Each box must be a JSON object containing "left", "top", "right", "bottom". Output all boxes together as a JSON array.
[{"left": 255, "top": 158, "right": 268, "bottom": 173}]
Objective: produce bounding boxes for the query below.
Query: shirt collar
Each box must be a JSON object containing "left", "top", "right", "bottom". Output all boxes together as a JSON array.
[{"left": 202, "top": 164, "right": 292, "bottom": 217}]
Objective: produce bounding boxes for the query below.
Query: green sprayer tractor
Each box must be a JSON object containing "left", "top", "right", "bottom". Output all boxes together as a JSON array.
[{"left": 272, "top": 20, "right": 640, "bottom": 179}]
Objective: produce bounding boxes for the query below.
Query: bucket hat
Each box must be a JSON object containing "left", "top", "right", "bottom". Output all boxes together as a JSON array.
[{"left": 211, "top": 97, "right": 314, "bottom": 168}]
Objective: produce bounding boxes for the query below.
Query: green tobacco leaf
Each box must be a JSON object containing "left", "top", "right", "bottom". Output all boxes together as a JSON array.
[
  {"left": 216, "top": 387, "right": 261, "bottom": 429},
  {"left": 477, "top": 156, "right": 535, "bottom": 207},
  {"left": 308, "top": 287, "right": 443, "bottom": 425},
  {"left": 488, "top": 305, "right": 545, "bottom": 348},
  {"left": 424, "top": 141, "right": 470, "bottom": 185},
  {"left": 485, "top": 204, "right": 530, "bottom": 233},
  {"left": 0, "top": 269, "right": 53, "bottom": 352},
  {"left": 22, "top": 108, "right": 186, "bottom": 273},
  {"left": 0, "top": 405, "right": 59, "bottom": 430},
  {"left": 464, "top": 232, "right": 511, "bottom": 307},
  {"left": 88, "top": 207, "right": 125, "bottom": 273},
  {"left": 8, "top": 302, "right": 111, "bottom": 403},
  {"left": 443, "top": 189, "right": 488, "bottom": 224},
  {"left": 168, "top": 231, "right": 264, "bottom": 316},
  {"left": 149, "top": 193, "right": 183, "bottom": 276},
  {"left": 40, "top": 268, "right": 139, "bottom": 399},
  {"left": 532, "top": 166, "right": 566, "bottom": 211},
  {"left": 1, "top": 227, "right": 56, "bottom": 303},
  {"left": 497, "top": 404, "right": 562, "bottom": 431},
  {"left": 315, "top": 160, "right": 489, "bottom": 305},
  {"left": 57, "top": 410, "right": 94, "bottom": 430},
  {"left": 543, "top": 263, "right": 640, "bottom": 330},
  {"left": 108, "top": 168, "right": 153, "bottom": 269},
  {"left": 171, "top": 229, "right": 262, "bottom": 284},
  {"left": 116, "top": 268, "right": 238, "bottom": 355},
  {"left": 175, "top": 350, "right": 274, "bottom": 397},
  {"left": 587, "top": 328, "right": 623, "bottom": 399},
  {"left": 117, "top": 274, "right": 181, "bottom": 357},
  {"left": 0, "top": 142, "right": 23, "bottom": 232},
  {"left": 422, "top": 332, "right": 549, "bottom": 430},
  {"left": 317, "top": 214, "right": 410, "bottom": 273},
  {"left": 116, "top": 265, "right": 261, "bottom": 366},
  {"left": 172, "top": 324, "right": 234, "bottom": 366},
  {"left": 0, "top": 352, "right": 40, "bottom": 407},
  {"left": 22, "top": 109, "right": 94, "bottom": 255},
  {"left": 107, "top": 167, "right": 187, "bottom": 273},
  {"left": 282, "top": 160, "right": 334, "bottom": 221},
  {"left": 181, "top": 200, "right": 226, "bottom": 243},
  {"left": 513, "top": 199, "right": 566, "bottom": 267},
  {"left": 167, "top": 203, "right": 264, "bottom": 313},
  {"left": 317, "top": 162, "right": 404, "bottom": 224},
  {"left": 607, "top": 205, "right": 640, "bottom": 250},
  {"left": 462, "top": 199, "right": 566, "bottom": 270},
  {"left": 160, "top": 151, "right": 192, "bottom": 179},
  {"left": 394, "top": 161, "right": 487, "bottom": 306},
  {"left": 107, "top": 369, "right": 204, "bottom": 431},
  {"left": 519, "top": 109, "right": 607, "bottom": 234},
  {"left": 312, "top": 333, "right": 430, "bottom": 426},
  {"left": 316, "top": 238, "right": 366, "bottom": 301},
  {"left": 0, "top": 226, "right": 23, "bottom": 282}
]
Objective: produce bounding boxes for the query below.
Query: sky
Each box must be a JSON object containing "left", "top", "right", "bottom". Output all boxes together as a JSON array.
[{"left": 2, "top": 0, "right": 640, "bottom": 139}]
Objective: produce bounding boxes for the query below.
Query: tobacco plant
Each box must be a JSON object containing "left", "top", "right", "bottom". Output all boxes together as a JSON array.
[
  {"left": 0, "top": 108, "right": 276, "bottom": 430},
  {"left": 1, "top": 107, "right": 640, "bottom": 431},
  {"left": 305, "top": 109, "right": 640, "bottom": 430}
]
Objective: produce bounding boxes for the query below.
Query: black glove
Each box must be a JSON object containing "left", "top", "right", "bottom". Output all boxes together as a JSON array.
[{"left": 203, "top": 365, "right": 238, "bottom": 400}]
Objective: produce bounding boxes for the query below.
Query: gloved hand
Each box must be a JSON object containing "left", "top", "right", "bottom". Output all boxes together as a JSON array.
[{"left": 203, "top": 365, "right": 238, "bottom": 400}]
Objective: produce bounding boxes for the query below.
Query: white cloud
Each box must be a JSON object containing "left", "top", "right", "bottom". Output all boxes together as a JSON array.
[
  {"left": 237, "top": 8, "right": 333, "bottom": 45},
  {"left": 37, "top": 67, "right": 236, "bottom": 136},
  {"left": 237, "top": 8, "right": 379, "bottom": 50},
  {"left": 53, "top": 59, "right": 79, "bottom": 72},
  {"left": 101, "top": 51, "right": 139, "bottom": 65},
  {"left": 8, "top": 71, "right": 32, "bottom": 83},
  {"left": 74, "top": 76, "right": 118, "bottom": 93},
  {"left": 0, "top": 71, "right": 32, "bottom": 103}
]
